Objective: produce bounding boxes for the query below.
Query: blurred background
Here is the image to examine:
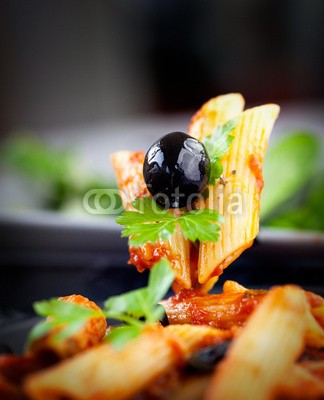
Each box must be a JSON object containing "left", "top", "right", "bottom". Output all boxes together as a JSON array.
[
  {"left": 1, "top": 0, "right": 324, "bottom": 131},
  {"left": 0, "top": 0, "right": 324, "bottom": 348},
  {"left": 0, "top": 0, "right": 323, "bottom": 214}
]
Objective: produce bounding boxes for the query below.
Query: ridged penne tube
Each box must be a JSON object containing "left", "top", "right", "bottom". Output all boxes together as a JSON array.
[
  {"left": 192, "top": 104, "right": 280, "bottom": 285},
  {"left": 111, "top": 93, "right": 245, "bottom": 291},
  {"left": 274, "top": 363, "right": 324, "bottom": 399},
  {"left": 110, "top": 151, "right": 148, "bottom": 210},
  {"left": 312, "top": 304, "right": 324, "bottom": 328},
  {"left": 161, "top": 289, "right": 266, "bottom": 328},
  {"left": 304, "top": 305, "right": 324, "bottom": 348},
  {"left": 165, "top": 324, "right": 232, "bottom": 353},
  {"left": 111, "top": 151, "right": 191, "bottom": 289},
  {"left": 171, "top": 375, "right": 212, "bottom": 400},
  {"left": 162, "top": 283, "right": 324, "bottom": 333},
  {"left": 188, "top": 93, "right": 245, "bottom": 141},
  {"left": 205, "top": 285, "right": 308, "bottom": 400},
  {"left": 24, "top": 325, "right": 231, "bottom": 400}
]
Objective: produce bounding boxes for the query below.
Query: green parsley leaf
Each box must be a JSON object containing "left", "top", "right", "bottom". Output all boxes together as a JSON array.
[
  {"left": 104, "top": 288, "right": 151, "bottom": 326},
  {"left": 177, "top": 209, "right": 224, "bottom": 243},
  {"left": 202, "top": 118, "right": 237, "bottom": 184},
  {"left": 104, "top": 259, "right": 174, "bottom": 346},
  {"left": 208, "top": 160, "right": 223, "bottom": 185},
  {"left": 104, "top": 259, "right": 173, "bottom": 324},
  {"left": 26, "top": 260, "right": 174, "bottom": 350},
  {"left": 116, "top": 197, "right": 224, "bottom": 247},
  {"left": 147, "top": 258, "right": 175, "bottom": 304},
  {"left": 107, "top": 326, "right": 141, "bottom": 349},
  {"left": 27, "top": 299, "right": 102, "bottom": 347},
  {"left": 116, "top": 197, "right": 176, "bottom": 246}
]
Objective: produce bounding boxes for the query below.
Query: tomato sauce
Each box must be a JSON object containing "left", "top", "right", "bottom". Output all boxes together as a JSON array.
[
  {"left": 129, "top": 242, "right": 177, "bottom": 272},
  {"left": 248, "top": 154, "right": 264, "bottom": 192}
]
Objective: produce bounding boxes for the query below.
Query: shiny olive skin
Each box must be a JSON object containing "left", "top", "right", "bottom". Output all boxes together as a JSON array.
[{"left": 143, "top": 132, "right": 210, "bottom": 209}]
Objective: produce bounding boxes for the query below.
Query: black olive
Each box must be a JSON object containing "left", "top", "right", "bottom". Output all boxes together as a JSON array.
[
  {"left": 143, "top": 132, "right": 210, "bottom": 209},
  {"left": 186, "top": 340, "right": 232, "bottom": 373},
  {"left": 0, "top": 343, "right": 13, "bottom": 355}
]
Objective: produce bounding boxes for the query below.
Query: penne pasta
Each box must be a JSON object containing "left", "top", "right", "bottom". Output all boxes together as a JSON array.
[
  {"left": 188, "top": 93, "right": 245, "bottom": 141},
  {"left": 205, "top": 285, "right": 308, "bottom": 400},
  {"left": 274, "top": 363, "right": 324, "bottom": 399},
  {"left": 304, "top": 305, "right": 324, "bottom": 349},
  {"left": 192, "top": 104, "right": 280, "bottom": 285},
  {"left": 169, "top": 374, "right": 212, "bottom": 400},
  {"left": 3, "top": 93, "right": 322, "bottom": 400},
  {"left": 110, "top": 150, "right": 149, "bottom": 210},
  {"left": 24, "top": 325, "right": 231, "bottom": 400},
  {"left": 161, "top": 287, "right": 266, "bottom": 328},
  {"left": 111, "top": 93, "right": 245, "bottom": 291},
  {"left": 111, "top": 150, "right": 192, "bottom": 289}
]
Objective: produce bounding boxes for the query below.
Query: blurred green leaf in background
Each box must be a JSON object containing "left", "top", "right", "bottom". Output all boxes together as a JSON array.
[
  {"left": 1, "top": 134, "right": 121, "bottom": 214},
  {"left": 2, "top": 131, "right": 323, "bottom": 231},
  {"left": 261, "top": 131, "right": 324, "bottom": 232}
]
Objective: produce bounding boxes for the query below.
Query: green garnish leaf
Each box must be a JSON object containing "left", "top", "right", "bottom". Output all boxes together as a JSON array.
[
  {"left": 177, "top": 209, "right": 224, "bottom": 243},
  {"left": 27, "top": 298, "right": 102, "bottom": 346},
  {"left": 116, "top": 197, "right": 176, "bottom": 246},
  {"left": 26, "top": 260, "right": 174, "bottom": 350},
  {"left": 209, "top": 160, "right": 223, "bottom": 183},
  {"left": 147, "top": 258, "right": 175, "bottom": 304},
  {"left": 104, "top": 259, "right": 174, "bottom": 346},
  {"left": 202, "top": 118, "right": 237, "bottom": 184},
  {"left": 104, "top": 258, "right": 173, "bottom": 324},
  {"left": 116, "top": 197, "right": 223, "bottom": 247},
  {"left": 107, "top": 326, "right": 141, "bottom": 349}
]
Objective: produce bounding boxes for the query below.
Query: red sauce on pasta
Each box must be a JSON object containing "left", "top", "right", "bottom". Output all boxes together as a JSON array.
[
  {"left": 129, "top": 242, "right": 177, "bottom": 272},
  {"left": 248, "top": 154, "right": 264, "bottom": 192}
]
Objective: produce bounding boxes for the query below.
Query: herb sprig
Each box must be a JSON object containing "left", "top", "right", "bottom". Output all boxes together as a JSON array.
[
  {"left": 202, "top": 118, "right": 237, "bottom": 184},
  {"left": 116, "top": 197, "right": 224, "bottom": 247},
  {"left": 27, "top": 259, "right": 174, "bottom": 348},
  {"left": 27, "top": 299, "right": 103, "bottom": 346},
  {"left": 105, "top": 258, "right": 174, "bottom": 346}
]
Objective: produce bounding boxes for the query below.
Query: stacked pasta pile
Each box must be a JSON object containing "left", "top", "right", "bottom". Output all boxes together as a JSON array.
[{"left": 1, "top": 94, "right": 323, "bottom": 400}]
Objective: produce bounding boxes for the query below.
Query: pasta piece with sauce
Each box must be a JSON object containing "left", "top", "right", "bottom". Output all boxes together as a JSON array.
[
  {"left": 189, "top": 104, "right": 280, "bottom": 286},
  {"left": 24, "top": 325, "right": 231, "bottom": 400},
  {"left": 205, "top": 285, "right": 323, "bottom": 400},
  {"left": 111, "top": 93, "right": 245, "bottom": 291}
]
